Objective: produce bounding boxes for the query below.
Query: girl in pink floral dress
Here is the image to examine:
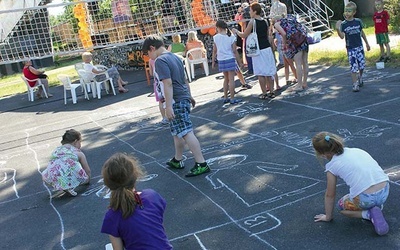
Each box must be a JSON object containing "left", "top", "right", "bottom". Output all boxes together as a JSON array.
[{"left": 42, "top": 129, "right": 91, "bottom": 197}]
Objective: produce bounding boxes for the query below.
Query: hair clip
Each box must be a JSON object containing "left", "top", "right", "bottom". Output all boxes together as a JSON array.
[{"left": 324, "top": 135, "right": 330, "bottom": 142}]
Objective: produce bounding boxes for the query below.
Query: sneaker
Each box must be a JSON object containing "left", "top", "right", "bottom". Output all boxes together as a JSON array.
[
  {"left": 50, "top": 190, "right": 66, "bottom": 199},
  {"left": 276, "top": 64, "right": 284, "bottom": 71},
  {"left": 241, "top": 83, "right": 252, "bottom": 89},
  {"left": 166, "top": 158, "right": 184, "bottom": 169},
  {"left": 357, "top": 75, "right": 364, "bottom": 87},
  {"left": 185, "top": 162, "right": 211, "bottom": 177},
  {"left": 66, "top": 189, "right": 77, "bottom": 197},
  {"left": 161, "top": 118, "right": 169, "bottom": 125},
  {"left": 352, "top": 83, "right": 360, "bottom": 92},
  {"left": 268, "top": 92, "right": 276, "bottom": 98},
  {"left": 376, "top": 56, "right": 385, "bottom": 62},
  {"left": 369, "top": 206, "right": 389, "bottom": 235}
]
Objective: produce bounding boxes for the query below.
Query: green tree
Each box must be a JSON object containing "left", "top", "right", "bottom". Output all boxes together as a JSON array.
[
  {"left": 386, "top": 0, "right": 400, "bottom": 33},
  {"left": 324, "top": 0, "right": 344, "bottom": 20}
]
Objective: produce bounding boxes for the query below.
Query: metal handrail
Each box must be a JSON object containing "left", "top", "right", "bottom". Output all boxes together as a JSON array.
[{"left": 290, "top": 0, "right": 334, "bottom": 32}]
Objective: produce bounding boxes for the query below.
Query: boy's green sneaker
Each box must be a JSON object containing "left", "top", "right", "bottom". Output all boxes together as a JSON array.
[
  {"left": 185, "top": 162, "right": 210, "bottom": 177},
  {"left": 166, "top": 158, "right": 184, "bottom": 169}
]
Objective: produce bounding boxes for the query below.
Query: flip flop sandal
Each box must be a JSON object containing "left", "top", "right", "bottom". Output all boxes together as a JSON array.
[
  {"left": 258, "top": 93, "right": 269, "bottom": 100},
  {"left": 223, "top": 98, "right": 230, "bottom": 104},
  {"left": 118, "top": 88, "right": 129, "bottom": 93}
]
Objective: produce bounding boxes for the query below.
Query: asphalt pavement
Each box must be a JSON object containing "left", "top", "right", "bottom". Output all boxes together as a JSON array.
[{"left": 0, "top": 56, "right": 400, "bottom": 249}]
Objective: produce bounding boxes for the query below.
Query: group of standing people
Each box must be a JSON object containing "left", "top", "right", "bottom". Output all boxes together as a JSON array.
[{"left": 231, "top": 0, "right": 309, "bottom": 99}]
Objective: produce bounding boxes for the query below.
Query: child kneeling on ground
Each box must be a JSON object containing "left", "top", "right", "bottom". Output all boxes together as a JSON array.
[{"left": 312, "top": 132, "right": 389, "bottom": 236}]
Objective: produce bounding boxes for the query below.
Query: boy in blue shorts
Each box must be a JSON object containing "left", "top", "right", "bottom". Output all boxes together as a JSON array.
[
  {"left": 336, "top": 1, "right": 370, "bottom": 92},
  {"left": 142, "top": 35, "right": 210, "bottom": 177}
]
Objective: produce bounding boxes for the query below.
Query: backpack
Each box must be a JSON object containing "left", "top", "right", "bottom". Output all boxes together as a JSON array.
[{"left": 281, "top": 15, "right": 307, "bottom": 47}]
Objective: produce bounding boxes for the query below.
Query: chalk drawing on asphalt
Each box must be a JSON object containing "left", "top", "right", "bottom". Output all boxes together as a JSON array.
[
  {"left": 337, "top": 125, "right": 391, "bottom": 141},
  {"left": 344, "top": 109, "right": 370, "bottom": 116},
  {"left": 385, "top": 165, "right": 400, "bottom": 186},
  {"left": 129, "top": 117, "right": 170, "bottom": 134},
  {"left": 220, "top": 103, "right": 270, "bottom": 117},
  {"left": 82, "top": 174, "right": 158, "bottom": 198},
  {"left": 206, "top": 160, "right": 321, "bottom": 207},
  {"left": 240, "top": 212, "right": 281, "bottom": 235},
  {"left": 0, "top": 167, "right": 19, "bottom": 198},
  {"left": 281, "top": 86, "right": 334, "bottom": 99}
]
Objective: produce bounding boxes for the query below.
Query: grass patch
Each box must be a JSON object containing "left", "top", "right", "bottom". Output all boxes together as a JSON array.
[
  {"left": 0, "top": 57, "right": 81, "bottom": 98},
  {"left": 309, "top": 46, "right": 399, "bottom": 66}
]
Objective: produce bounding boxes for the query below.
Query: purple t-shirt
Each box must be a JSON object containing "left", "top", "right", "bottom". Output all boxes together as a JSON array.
[{"left": 101, "top": 189, "right": 172, "bottom": 250}]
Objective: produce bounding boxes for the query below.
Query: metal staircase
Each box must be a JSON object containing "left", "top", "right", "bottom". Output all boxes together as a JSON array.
[{"left": 289, "top": 0, "right": 334, "bottom": 34}]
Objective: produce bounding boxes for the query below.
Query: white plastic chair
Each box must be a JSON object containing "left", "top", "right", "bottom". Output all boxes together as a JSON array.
[
  {"left": 77, "top": 67, "right": 116, "bottom": 99},
  {"left": 175, "top": 54, "right": 191, "bottom": 82},
  {"left": 93, "top": 65, "right": 116, "bottom": 99},
  {"left": 77, "top": 69, "right": 96, "bottom": 99},
  {"left": 75, "top": 62, "right": 92, "bottom": 93},
  {"left": 57, "top": 74, "right": 88, "bottom": 104},
  {"left": 186, "top": 48, "right": 209, "bottom": 78},
  {"left": 21, "top": 75, "right": 48, "bottom": 102},
  {"left": 74, "top": 62, "right": 85, "bottom": 72}
]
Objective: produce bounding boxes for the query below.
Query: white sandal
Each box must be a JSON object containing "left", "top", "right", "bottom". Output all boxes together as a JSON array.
[{"left": 66, "top": 189, "right": 77, "bottom": 196}]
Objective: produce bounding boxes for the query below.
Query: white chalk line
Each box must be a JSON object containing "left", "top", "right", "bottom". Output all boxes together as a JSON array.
[
  {"left": 89, "top": 117, "right": 157, "bottom": 161},
  {"left": 191, "top": 114, "right": 316, "bottom": 157},
  {"left": 25, "top": 131, "right": 66, "bottom": 250},
  {"left": 194, "top": 234, "right": 208, "bottom": 250},
  {"left": 276, "top": 96, "right": 400, "bottom": 127},
  {"left": 0, "top": 168, "right": 19, "bottom": 198}
]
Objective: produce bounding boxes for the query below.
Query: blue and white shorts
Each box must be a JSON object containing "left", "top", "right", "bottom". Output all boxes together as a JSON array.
[
  {"left": 347, "top": 46, "right": 366, "bottom": 73},
  {"left": 170, "top": 100, "right": 193, "bottom": 138}
]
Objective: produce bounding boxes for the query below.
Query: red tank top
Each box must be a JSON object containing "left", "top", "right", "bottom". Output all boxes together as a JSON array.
[{"left": 22, "top": 66, "right": 38, "bottom": 87}]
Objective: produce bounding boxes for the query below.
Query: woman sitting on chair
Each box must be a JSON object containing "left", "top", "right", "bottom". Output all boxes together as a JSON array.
[
  {"left": 82, "top": 52, "right": 129, "bottom": 93},
  {"left": 22, "top": 59, "right": 53, "bottom": 98},
  {"left": 168, "top": 34, "right": 185, "bottom": 55},
  {"left": 185, "top": 31, "right": 206, "bottom": 60}
]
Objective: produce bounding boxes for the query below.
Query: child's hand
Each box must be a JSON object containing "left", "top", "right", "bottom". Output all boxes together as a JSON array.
[
  {"left": 165, "top": 107, "right": 175, "bottom": 120},
  {"left": 314, "top": 214, "right": 332, "bottom": 222},
  {"left": 190, "top": 97, "right": 196, "bottom": 108},
  {"left": 335, "top": 20, "right": 342, "bottom": 30}
]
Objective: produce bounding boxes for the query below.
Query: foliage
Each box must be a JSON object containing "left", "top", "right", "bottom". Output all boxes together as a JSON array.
[
  {"left": 386, "top": 0, "right": 400, "bottom": 33},
  {"left": 324, "top": 0, "right": 344, "bottom": 20}
]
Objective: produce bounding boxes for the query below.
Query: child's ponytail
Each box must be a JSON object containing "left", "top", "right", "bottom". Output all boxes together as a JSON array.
[
  {"left": 312, "top": 132, "right": 344, "bottom": 157},
  {"left": 102, "top": 153, "right": 144, "bottom": 218},
  {"left": 216, "top": 20, "right": 231, "bottom": 36}
]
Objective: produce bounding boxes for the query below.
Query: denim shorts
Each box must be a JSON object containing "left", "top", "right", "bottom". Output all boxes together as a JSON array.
[
  {"left": 170, "top": 100, "right": 193, "bottom": 138},
  {"left": 347, "top": 46, "right": 366, "bottom": 73},
  {"left": 337, "top": 182, "right": 389, "bottom": 211}
]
